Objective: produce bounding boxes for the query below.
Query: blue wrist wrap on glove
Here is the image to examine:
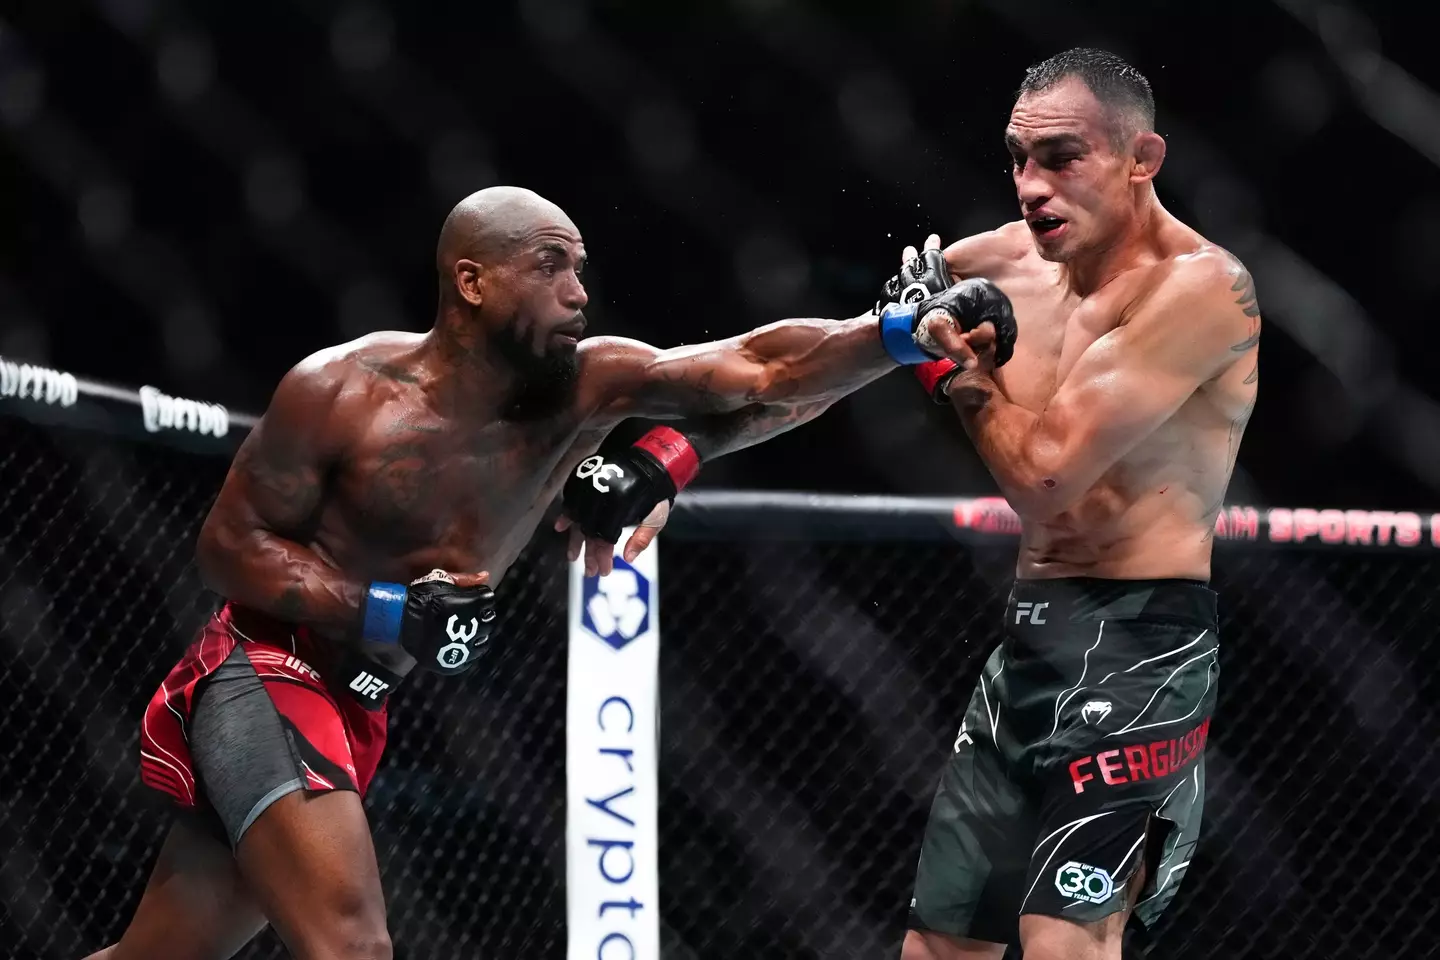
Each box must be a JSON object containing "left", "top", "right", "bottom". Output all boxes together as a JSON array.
[
  {"left": 879, "top": 303, "right": 929, "bottom": 365},
  {"left": 362, "top": 582, "right": 407, "bottom": 644}
]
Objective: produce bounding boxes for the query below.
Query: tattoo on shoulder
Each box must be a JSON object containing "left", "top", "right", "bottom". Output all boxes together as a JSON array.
[
  {"left": 1226, "top": 260, "right": 1261, "bottom": 353},
  {"left": 235, "top": 430, "right": 321, "bottom": 506},
  {"left": 359, "top": 357, "right": 420, "bottom": 384}
]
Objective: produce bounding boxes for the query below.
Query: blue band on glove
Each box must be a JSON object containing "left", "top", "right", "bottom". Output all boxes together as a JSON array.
[
  {"left": 879, "top": 303, "right": 929, "bottom": 365},
  {"left": 362, "top": 582, "right": 407, "bottom": 644}
]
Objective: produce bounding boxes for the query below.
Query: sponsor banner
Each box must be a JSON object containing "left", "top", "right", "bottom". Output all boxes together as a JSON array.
[
  {"left": 1, "top": 356, "right": 256, "bottom": 454},
  {"left": 567, "top": 529, "right": 660, "bottom": 960},
  {"left": 139, "top": 385, "right": 230, "bottom": 438},
  {"left": 953, "top": 498, "right": 1440, "bottom": 551},
  {"left": 0, "top": 356, "right": 78, "bottom": 408}
]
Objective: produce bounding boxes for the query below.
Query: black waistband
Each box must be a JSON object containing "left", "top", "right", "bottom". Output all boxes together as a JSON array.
[{"left": 1006, "top": 577, "right": 1217, "bottom": 628}]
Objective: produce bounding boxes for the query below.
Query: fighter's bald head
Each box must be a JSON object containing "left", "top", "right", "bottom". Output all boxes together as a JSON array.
[{"left": 436, "top": 186, "right": 579, "bottom": 274}]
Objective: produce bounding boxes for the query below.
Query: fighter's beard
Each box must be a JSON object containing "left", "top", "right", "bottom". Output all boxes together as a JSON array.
[{"left": 492, "top": 313, "right": 580, "bottom": 422}]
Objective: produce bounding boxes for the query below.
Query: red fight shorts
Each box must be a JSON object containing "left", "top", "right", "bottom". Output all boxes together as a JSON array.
[{"left": 140, "top": 603, "right": 387, "bottom": 844}]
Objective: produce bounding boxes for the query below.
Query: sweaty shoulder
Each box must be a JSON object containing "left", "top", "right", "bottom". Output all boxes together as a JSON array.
[
  {"left": 1135, "top": 244, "right": 1258, "bottom": 323},
  {"left": 1125, "top": 244, "right": 1261, "bottom": 378},
  {"left": 264, "top": 332, "right": 426, "bottom": 443},
  {"left": 944, "top": 221, "right": 1033, "bottom": 281},
  {"left": 571, "top": 335, "right": 656, "bottom": 413}
]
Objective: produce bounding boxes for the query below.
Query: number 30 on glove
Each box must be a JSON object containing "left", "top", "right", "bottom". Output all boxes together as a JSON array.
[{"left": 563, "top": 426, "right": 701, "bottom": 546}]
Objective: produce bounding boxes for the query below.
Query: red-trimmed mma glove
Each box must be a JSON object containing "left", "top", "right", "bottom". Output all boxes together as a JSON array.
[
  {"left": 914, "top": 358, "right": 960, "bottom": 404},
  {"left": 562, "top": 426, "right": 700, "bottom": 546}
]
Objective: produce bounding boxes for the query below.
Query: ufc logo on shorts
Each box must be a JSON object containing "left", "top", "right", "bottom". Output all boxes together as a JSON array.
[
  {"left": 348, "top": 671, "right": 390, "bottom": 700},
  {"left": 1015, "top": 601, "right": 1049, "bottom": 625},
  {"left": 575, "top": 455, "right": 625, "bottom": 493},
  {"left": 283, "top": 655, "right": 321, "bottom": 684}
]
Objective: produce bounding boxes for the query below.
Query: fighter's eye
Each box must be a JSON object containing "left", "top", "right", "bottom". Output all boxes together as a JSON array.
[{"left": 540, "top": 262, "right": 559, "bottom": 276}]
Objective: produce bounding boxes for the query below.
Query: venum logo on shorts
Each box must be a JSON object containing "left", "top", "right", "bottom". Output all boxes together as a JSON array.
[
  {"left": 1054, "top": 861, "right": 1115, "bottom": 904},
  {"left": 1080, "top": 700, "right": 1112, "bottom": 725}
]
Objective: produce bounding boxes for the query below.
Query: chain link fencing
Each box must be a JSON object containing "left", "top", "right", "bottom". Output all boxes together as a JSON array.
[{"left": 3, "top": 410, "right": 1438, "bottom": 959}]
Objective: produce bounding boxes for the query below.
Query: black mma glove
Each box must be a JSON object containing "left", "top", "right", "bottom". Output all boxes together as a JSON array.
[
  {"left": 876, "top": 247, "right": 951, "bottom": 314},
  {"left": 563, "top": 426, "right": 700, "bottom": 545},
  {"left": 340, "top": 569, "right": 498, "bottom": 710},
  {"left": 876, "top": 246, "right": 970, "bottom": 404},
  {"left": 880, "top": 276, "right": 1018, "bottom": 372}
]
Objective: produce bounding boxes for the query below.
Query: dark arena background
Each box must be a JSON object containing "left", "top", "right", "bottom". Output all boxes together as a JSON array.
[{"left": 2, "top": 2, "right": 1438, "bottom": 959}]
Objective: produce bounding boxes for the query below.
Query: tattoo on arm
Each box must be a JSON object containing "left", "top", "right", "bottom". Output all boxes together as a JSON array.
[
  {"left": 1228, "top": 264, "right": 1262, "bottom": 353},
  {"left": 197, "top": 367, "right": 366, "bottom": 631},
  {"left": 274, "top": 582, "right": 307, "bottom": 622},
  {"left": 683, "top": 399, "right": 836, "bottom": 461},
  {"left": 657, "top": 367, "right": 730, "bottom": 414},
  {"left": 1203, "top": 394, "right": 1258, "bottom": 541}
]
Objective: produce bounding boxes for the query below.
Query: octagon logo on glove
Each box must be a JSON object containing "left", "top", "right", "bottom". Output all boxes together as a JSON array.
[{"left": 581, "top": 558, "right": 651, "bottom": 651}]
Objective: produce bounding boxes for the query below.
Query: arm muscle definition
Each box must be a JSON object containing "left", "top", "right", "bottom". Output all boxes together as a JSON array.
[
  {"left": 951, "top": 253, "right": 1258, "bottom": 519},
  {"left": 582, "top": 315, "right": 895, "bottom": 424},
  {"left": 196, "top": 357, "right": 364, "bottom": 632},
  {"left": 678, "top": 399, "right": 838, "bottom": 460}
]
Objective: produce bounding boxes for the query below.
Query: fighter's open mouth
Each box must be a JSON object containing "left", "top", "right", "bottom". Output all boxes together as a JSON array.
[{"left": 1031, "top": 216, "right": 1065, "bottom": 232}]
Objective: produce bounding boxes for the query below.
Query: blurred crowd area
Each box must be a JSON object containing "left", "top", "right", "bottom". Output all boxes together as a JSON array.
[{"left": 0, "top": 0, "right": 1435, "bottom": 505}]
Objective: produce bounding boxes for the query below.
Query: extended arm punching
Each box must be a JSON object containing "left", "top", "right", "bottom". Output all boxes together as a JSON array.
[{"left": 560, "top": 260, "right": 1016, "bottom": 571}]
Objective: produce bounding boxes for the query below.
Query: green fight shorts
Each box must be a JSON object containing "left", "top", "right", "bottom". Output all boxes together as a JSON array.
[{"left": 908, "top": 577, "right": 1219, "bottom": 945}]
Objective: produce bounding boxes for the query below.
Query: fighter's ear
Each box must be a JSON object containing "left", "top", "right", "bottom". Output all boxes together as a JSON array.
[
  {"left": 453, "top": 258, "right": 484, "bottom": 307},
  {"left": 1131, "top": 131, "right": 1166, "bottom": 184}
]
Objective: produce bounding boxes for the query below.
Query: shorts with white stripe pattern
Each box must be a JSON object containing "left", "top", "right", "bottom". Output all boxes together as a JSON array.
[{"left": 908, "top": 577, "right": 1219, "bottom": 944}]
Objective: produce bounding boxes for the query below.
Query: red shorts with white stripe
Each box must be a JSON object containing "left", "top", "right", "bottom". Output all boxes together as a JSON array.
[{"left": 140, "top": 602, "right": 387, "bottom": 842}]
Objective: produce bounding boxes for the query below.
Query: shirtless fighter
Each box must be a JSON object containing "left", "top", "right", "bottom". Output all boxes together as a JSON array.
[
  {"left": 887, "top": 49, "right": 1260, "bottom": 960},
  {"left": 89, "top": 186, "right": 1007, "bottom": 960}
]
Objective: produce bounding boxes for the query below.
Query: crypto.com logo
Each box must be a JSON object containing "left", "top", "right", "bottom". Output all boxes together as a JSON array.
[{"left": 581, "top": 558, "right": 650, "bottom": 651}]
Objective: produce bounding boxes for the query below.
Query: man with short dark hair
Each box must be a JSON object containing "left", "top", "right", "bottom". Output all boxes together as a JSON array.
[{"left": 894, "top": 48, "right": 1257, "bottom": 960}]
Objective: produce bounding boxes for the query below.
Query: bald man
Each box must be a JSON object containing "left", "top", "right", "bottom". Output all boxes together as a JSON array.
[{"left": 88, "top": 186, "right": 992, "bottom": 960}]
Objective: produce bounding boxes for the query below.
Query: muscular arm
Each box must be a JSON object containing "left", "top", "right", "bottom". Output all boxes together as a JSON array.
[
  {"left": 582, "top": 314, "right": 895, "bottom": 424},
  {"left": 948, "top": 254, "right": 1259, "bottom": 520},
  {"left": 676, "top": 398, "right": 838, "bottom": 460},
  {"left": 195, "top": 359, "right": 364, "bottom": 633}
]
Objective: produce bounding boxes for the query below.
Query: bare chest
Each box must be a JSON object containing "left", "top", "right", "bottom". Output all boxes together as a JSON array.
[
  {"left": 993, "top": 273, "right": 1121, "bottom": 412},
  {"left": 325, "top": 407, "right": 590, "bottom": 573}
]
